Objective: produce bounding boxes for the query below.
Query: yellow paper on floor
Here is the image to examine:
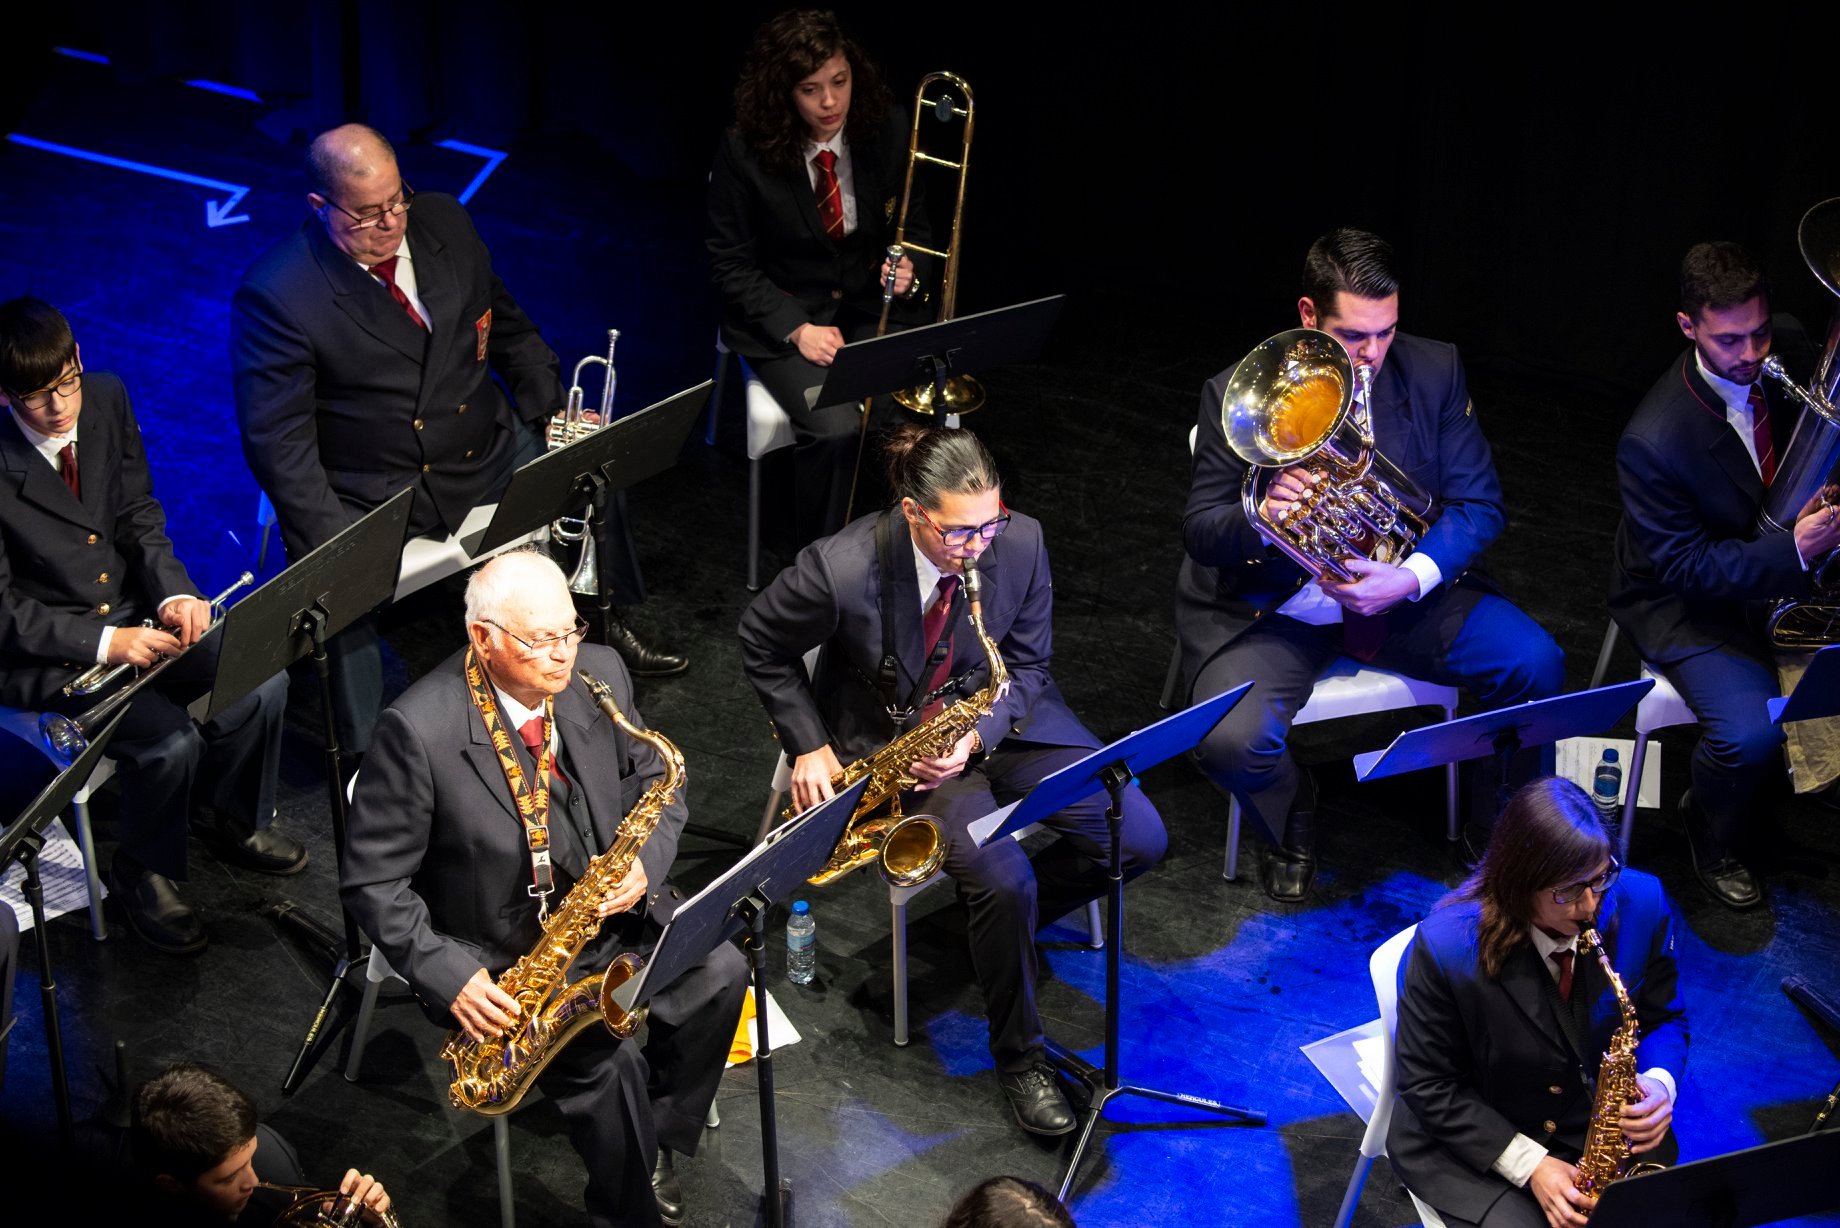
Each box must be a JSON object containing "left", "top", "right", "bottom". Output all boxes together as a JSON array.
[{"left": 725, "top": 988, "right": 801, "bottom": 1067}]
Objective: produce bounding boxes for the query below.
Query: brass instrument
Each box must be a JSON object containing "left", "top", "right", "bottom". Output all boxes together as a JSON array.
[
  {"left": 794, "top": 554, "right": 1010, "bottom": 887},
  {"left": 1221, "top": 328, "right": 1436, "bottom": 582},
  {"left": 547, "top": 329, "right": 620, "bottom": 597},
  {"left": 441, "top": 669, "right": 683, "bottom": 1116},
  {"left": 39, "top": 571, "right": 256, "bottom": 765},
  {"left": 1573, "top": 928, "right": 1666, "bottom": 1198},
  {"left": 1757, "top": 196, "right": 1840, "bottom": 647},
  {"left": 258, "top": 1181, "right": 402, "bottom": 1228},
  {"left": 887, "top": 72, "right": 982, "bottom": 418}
]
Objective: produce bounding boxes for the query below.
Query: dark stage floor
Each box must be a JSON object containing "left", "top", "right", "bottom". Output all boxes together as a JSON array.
[{"left": 3, "top": 54, "right": 1840, "bottom": 1228}]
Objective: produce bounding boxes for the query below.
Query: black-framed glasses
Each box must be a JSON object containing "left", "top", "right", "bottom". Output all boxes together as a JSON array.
[
  {"left": 322, "top": 181, "right": 415, "bottom": 232},
  {"left": 915, "top": 500, "right": 1011, "bottom": 548},
  {"left": 485, "top": 617, "right": 589, "bottom": 657},
  {"left": 6, "top": 361, "right": 82, "bottom": 412},
  {"left": 1550, "top": 857, "right": 1621, "bottom": 905}
]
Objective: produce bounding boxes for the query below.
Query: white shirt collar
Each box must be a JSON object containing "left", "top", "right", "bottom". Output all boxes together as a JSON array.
[
  {"left": 8, "top": 406, "right": 77, "bottom": 464},
  {"left": 805, "top": 132, "right": 846, "bottom": 160},
  {"left": 1527, "top": 925, "right": 1579, "bottom": 971},
  {"left": 1695, "top": 350, "right": 1757, "bottom": 415},
  {"left": 354, "top": 233, "right": 412, "bottom": 274},
  {"left": 492, "top": 683, "right": 555, "bottom": 751},
  {"left": 911, "top": 535, "right": 960, "bottom": 615}
]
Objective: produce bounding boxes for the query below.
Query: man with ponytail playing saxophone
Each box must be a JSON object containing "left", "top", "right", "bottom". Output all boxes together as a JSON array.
[{"left": 342, "top": 550, "right": 745, "bottom": 1227}]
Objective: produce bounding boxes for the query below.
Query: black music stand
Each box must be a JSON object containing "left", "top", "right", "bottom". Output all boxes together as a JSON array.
[
  {"left": 0, "top": 707, "right": 127, "bottom": 1147},
  {"left": 981, "top": 684, "right": 1263, "bottom": 1202},
  {"left": 462, "top": 382, "right": 709, "bottom": 648},
  {"left": 1587, "top": 1129, "right": 1840, "bottom": 1227},
  {"left": 1769, "top": 643, "right": 1840, "bottom": 723},
  {"left": 602, "top": 776, "right": 868, "bottom": 1228},
  {"left": 198, "top": 489, "right": 416, "bottom": 1093},
  {"left": 1353, "top": 682, "right": 1655, "bottom": 839},
  {"left": 815, "top": 296, "right": 1065, "bottom": 517}
]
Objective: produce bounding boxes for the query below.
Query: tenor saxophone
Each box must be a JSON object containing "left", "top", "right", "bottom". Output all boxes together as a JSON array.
[
  {"left": 441, "top": 670, "right": 685, "bottom": 1116},
  {"left": 1573, "top": 928, "right": 1666, "bottom": 1197},
  {"left": 795, "top": 555, "right": 1011, "bottom": 887}
]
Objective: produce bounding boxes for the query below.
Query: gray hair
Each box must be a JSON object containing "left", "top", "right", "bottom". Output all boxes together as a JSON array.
[
  {"left": 307, "top": 123, "right": 398, "bottom": 197},
  {"left": 463, "top": 546, "right": 564, "bottom": 628}
]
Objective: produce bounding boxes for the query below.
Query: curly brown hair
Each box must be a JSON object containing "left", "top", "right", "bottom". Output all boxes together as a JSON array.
[
  {"left": 1445, "top": 776, "right": 1613, "bottom": 979},
  {"left": 732, "top": 9, "right": 891, "bottom": 177}
]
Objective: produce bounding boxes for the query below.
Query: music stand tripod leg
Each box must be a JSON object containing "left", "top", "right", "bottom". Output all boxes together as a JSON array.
[
  {"left": 736, "top": 891, "right": 793, "bottom": 1228},
  {"left": 1046, "top": 762, "right": 1265, "bottom": 1203},
  {"left": 18, "top": 839, "right": 75, "bottom": 1148},
  {"left": 280, "top": 606, "right": 367, "bottom": 1093}
]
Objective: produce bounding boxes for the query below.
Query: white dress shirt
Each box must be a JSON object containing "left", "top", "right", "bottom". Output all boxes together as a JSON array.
[
  {"left": 1695, "top": 353, "right": 1808, "bottom": 568},
  {"left": 1489, "top": 926, "right": 1678, "bottom": 1188},
  {"left": 8, "top": 407, "right": 188, "bottom": 663},
  {"left": 357, "top": 235, "right": 432, "bottom": 329},
  {"left": 802, "top": 132, "right": 858, "bottom": 236},
  {"left": 1271, "top": 386, "right": 1443, "bottom": 624}
]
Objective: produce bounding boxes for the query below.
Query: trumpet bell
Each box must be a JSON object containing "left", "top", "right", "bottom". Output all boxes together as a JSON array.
[
  {"left": 1222, "top": 329, "right": 1355, "bottom": 466},
  {"left": 39, "top": 712, "right": 86, "bottom": 767},
  {"left": 894, "top": 373, "right": 986, "bottom": 417}
]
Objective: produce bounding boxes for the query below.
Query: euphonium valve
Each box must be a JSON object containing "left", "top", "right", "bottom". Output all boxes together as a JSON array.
[{"left": 548, "top": 329, "right": 620, "bottom": 596}]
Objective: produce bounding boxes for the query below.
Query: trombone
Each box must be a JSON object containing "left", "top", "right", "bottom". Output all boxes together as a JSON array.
[
  {"left": 885, "top": 71, "right": 982, "bottom": 418},
  {"left": 41, "top": 571, "right": 255, "bottom": 765},
  {"left": 548, "top": 329, "right": 619, "bottom": 596}
]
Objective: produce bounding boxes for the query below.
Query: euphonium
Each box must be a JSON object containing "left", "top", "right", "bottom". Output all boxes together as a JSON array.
[
  {"left": 258, "top": 1181, "right": 402, "bottom": 1228},
  {"left": 1572, "top": 928, "right": 1666, "bottom": 1198},
  {"left": 1221, "top": 329, "right": 1436, "bottom": 582},
  {"left": 1755, "top": 196, "right": 1840, "bottom": 648},
  {"left": 793, "top": 553, "right": 1010, "bottom": 887},
  {"left": 548, "top": 329, "right": 620, "bottom": 598},
  {"left": 441, "top": 669, "right": 683, "bottom": 1116}
]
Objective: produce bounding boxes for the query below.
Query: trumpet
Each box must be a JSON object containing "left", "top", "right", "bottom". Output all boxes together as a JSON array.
[
  {"left": 39, "top": 571, "right": 254, "bottom": 766},
  {"left": 548, "top": 329, "right": 619, "bottom": 597}
]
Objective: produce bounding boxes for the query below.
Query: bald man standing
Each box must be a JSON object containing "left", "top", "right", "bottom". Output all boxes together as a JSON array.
[{"left": 232, "top": 123, "right": 684, "bottom": 757}]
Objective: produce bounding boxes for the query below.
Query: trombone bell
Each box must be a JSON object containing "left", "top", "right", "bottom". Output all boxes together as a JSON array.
[{"left": 893, "top": 373, "right": 985, "bottom": 417}]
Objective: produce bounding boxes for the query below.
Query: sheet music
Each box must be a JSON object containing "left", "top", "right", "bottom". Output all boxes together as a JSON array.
[{"left": 1, "top": 825, "right": 103, "bottom": 931}]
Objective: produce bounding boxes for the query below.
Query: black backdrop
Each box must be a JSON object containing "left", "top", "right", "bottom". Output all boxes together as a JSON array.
[{"left": 19, "top": 3, "right": 1840, "bottom": 390}]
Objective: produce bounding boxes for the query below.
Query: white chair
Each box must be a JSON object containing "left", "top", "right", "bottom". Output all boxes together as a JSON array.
[
  {"left": 1588, "top": 621, "right": 1696, "bottom": 860},
  {"left": 1330, "top": 922, "right": 1447, "bottom": 1228},
  {"left": 709, "top": 335, "right": 797, "bottom": 592},
  {"left": 764, "top": 752, "right": 1103, "bottom": 1047},
  {"left": 1221, "top": 661, "right": 1461, "bottom": 881},
  {"left": 0, "top": 708, "right": 111, "bottom": 941}
]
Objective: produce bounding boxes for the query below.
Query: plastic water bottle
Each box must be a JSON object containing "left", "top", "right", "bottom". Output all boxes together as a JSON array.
[
  {"left": 786, "top": 899, "right": 816, "bottom": 985},
  {"left": 1592, "top": 749, "right": 1623, "bottom": 828}
]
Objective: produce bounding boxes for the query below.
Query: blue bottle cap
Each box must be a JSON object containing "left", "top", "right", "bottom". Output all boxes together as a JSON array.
[
  {"left": 1601, "top": 748, "right": 1619, "bottom": 763},
  {"left": 791, "top": 899, "right": 810, "bottom": 914}
]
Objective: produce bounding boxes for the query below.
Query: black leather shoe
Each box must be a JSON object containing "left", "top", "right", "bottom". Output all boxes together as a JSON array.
[
  {"left": 194, "top": 812, "right": 309, "bottom": 876},
  {"left": 651, "top": 1148, "right": 684, "bottom": 1227},
  {"left": 997, "top": 1063, "right": 1077, "bottom": 1136},
  {"left": 607, "top": 616, "right": 689, "bottom": 678},
  {"left": 109, "top": 858, "right": 207, "bottom": 955},
  {"left": 1679, "top": 792, "right": 1761, "bottom": 911},
  {"left": 1259, "top": 792, "right": 1318, "bottom": 903}
]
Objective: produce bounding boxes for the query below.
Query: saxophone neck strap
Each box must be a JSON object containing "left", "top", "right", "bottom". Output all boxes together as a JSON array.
[
  {"left": 873, "top": 508, "right": 963, "bottom": 722},
  {"left": 466, "top": 647, "right": 559, "bottom": 920}
]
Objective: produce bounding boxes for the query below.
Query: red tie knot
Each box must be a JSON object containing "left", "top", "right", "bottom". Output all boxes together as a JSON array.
[
  {"left": 517, "top": 716, "right": 546, "bottom": 755},
  {"left": 813, "top": 149, "right": 837, "bottom": 172},
  {"left": 369, "top": 255, "right": 401, "bottom": 286}
]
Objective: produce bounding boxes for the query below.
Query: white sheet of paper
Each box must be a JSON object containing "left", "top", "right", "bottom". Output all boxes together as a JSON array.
[{"left": 1, "top": 825, "right": 102, "bottom": 931}]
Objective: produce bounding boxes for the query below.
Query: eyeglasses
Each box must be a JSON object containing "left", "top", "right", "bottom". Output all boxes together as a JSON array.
[
  {"left": 915, "top": 500, "right": 1011, "bottom": 548},
  {"left": 322, "top": 182, "right": 415, "bottom": 232},
  {"left": 485, "top": 617, "right": 589, "bottom": 657},
  {"left": 7, "top": 362, "right": 82, "bottom": 412},
  {"left": 1550, "top": 857, "right": 1621, "bottom": 905}
]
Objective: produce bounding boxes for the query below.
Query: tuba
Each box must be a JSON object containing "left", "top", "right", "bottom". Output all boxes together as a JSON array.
[
  {"left": 1756, "top": 197, "right": 1840, "bottom": 648},
  {"left": 547, "top": 329, "right": 620, "bottom": 598},
  {"left": 441, "top": 669, "right": 683, "bottom": 1116},
  {"left": 1572, "top": 928, "right": 1666, "bottom": 1198},
  {"left": 792, "top": 553, "right": 1010, "bottom": 887},
  {"left": 1221, "top": 329, "right": 1436, "bottom": 582}
]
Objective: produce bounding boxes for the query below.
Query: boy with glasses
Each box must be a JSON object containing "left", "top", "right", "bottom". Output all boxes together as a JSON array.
[
  {"left": 0, "top": 298, "right": 297, "bottom": 954},
  {"left": 739, "top": 424, "right": 1166, "bottom": 1137},
  {"left": 1389, "top": 777, "right": 1687, "bottom": 1228}
]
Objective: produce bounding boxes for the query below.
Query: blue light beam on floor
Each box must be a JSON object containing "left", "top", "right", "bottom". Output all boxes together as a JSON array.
[
  {"left": 3, "top": 134, "right": 251, "bottom": 227},
  {"left": 434, "top": 139, "right": 509, "bottom": 205},
  {"left": 183, "top": 79, "right": 264, "bottom": 103}
]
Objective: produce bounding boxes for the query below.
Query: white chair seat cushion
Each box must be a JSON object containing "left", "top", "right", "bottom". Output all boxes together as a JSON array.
[
  {"left": 742, "top": 363, "right": 795, "bottom": 460},
  {"left": 1635, "top": 662, "right": 1695, "bottom": 735},
  {"left": 1295, "top": 659, "right": 1460, "bottom": 725}
]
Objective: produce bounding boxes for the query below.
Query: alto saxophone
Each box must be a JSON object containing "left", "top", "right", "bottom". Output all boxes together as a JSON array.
[
  {"left": 441, "top": 670, "right": 685, "bottom": 1116},
  {"left": 1573, "top": 927, "right": 1666, "bottom": 1197},
  {"left": 795, "top": 555, "right": 1011, "bottom": 887}
]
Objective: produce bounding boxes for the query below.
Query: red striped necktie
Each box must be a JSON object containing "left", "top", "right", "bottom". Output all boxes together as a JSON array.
[
  {"left": 369, "top": 255, "right": 429, "bottom": 332},
  {"left": 1747, "top": 383, "right": 1776, "bottom": 485},
  {"left": 57, "top": 442, "right": 80, "bottom": 498},
  {"left": 812, "top": 149, "right": 846, "bottom": 240}
]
